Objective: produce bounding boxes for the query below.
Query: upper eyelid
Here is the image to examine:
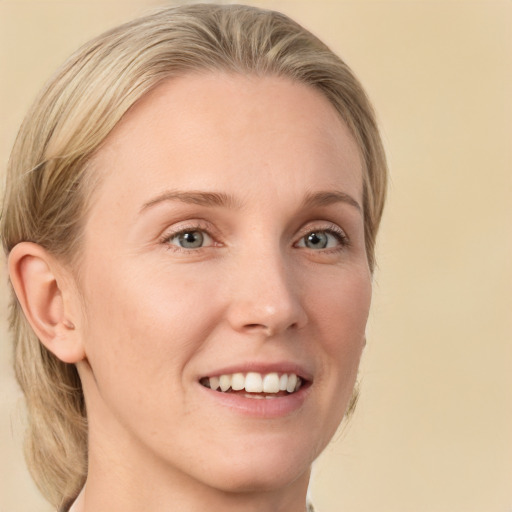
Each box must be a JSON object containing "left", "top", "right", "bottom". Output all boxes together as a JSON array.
[
  {"left": 296, "top": 222, "right": 348, "bottom": 238},
  {"left": 158, "top": 220, "right": 349, "bottom": 244},
  {"left": 295, "top": 228, "right": 348, "bottom": 246},
  {"left": 160, "top": 220, "right": 216, "bottom": 239},
  {"left": 160, "top": 224, "right": 217, "bottom": 253}
]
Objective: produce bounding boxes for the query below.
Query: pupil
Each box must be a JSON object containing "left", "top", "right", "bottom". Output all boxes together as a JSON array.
[
  {"left": 307, "top": 232, "right": 327, "bottom": 249},
  {"left": 179, "top": 231, "right": 203, "bottom": 248}
]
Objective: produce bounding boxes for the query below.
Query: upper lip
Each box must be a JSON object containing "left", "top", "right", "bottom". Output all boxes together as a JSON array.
[{"left": 198, "top": 362, "right": 313, "bottom": 382}]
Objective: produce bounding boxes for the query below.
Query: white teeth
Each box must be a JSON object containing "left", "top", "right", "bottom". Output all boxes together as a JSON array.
[
  {"left": 263, "top": 372, "right": 280, "bottom": 393},
  {"left": 245, "top": 372, "right": 263, "bottom": 393},
  {"left": 231, "top": 373, "right": 245, "bottom": 391},
  {"left": 219, "top": 374, "right": 231, "bottom": 392},
  {"left": 209, "top": 376, "right": 220, "bottom": 391},
  {"left": 286, "top": 373, "right": 297, "bottom": 393},
  {"left": 205, "top": 372, "right": 303, "bottom": 395}
]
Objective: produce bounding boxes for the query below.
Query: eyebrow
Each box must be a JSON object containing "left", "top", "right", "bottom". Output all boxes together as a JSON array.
[
  {"left": 140, "top": 190, "right": 241, "bottom": 212},
  {"left": 301, "top": 191, "right": 362, "bottom": 214},
  {"left": 140, "top": 189, "right": 362, "bottom": 214}
]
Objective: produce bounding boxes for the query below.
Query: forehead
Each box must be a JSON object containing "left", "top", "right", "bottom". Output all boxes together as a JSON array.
[{"left": 89, "top": 72, "right": 363, "bottom": 212}]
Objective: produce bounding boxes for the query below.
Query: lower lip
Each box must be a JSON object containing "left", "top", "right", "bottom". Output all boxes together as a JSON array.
[{"left": 197, "top": 382, "right": 311, "bottom": 419}]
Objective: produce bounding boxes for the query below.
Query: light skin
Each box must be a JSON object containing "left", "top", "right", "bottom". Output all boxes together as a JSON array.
[{"left": 9, "top": 73, "right": 371, "bottom": 512}]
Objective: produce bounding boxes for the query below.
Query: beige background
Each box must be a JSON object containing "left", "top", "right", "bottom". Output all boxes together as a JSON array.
[{"left": 1, "top": 1, "right": 511, "bottom": 511}]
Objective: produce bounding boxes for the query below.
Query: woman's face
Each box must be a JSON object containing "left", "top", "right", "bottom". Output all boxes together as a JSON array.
[{"left": 75, "top": 73, "right": 371, "bottom": 493}]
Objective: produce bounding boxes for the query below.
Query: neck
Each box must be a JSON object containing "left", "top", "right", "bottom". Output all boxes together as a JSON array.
[
  {"left": 78, "top": 481, "right": 310, "bottom": 512},
  {"left": 80, "top": 458, "right": 311, "bottom": 512},
  {"left": 79, "top": 416, "right": 311, "bottom": 512}
]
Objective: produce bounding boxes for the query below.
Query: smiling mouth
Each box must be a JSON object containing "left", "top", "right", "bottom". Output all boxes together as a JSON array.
[{"left": 200, "top": 372, "right": 305, "bottom": 398}]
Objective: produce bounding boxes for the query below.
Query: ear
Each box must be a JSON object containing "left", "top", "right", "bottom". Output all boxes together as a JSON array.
[{"left": 8, "top": 242, "right": 85, "bottom": 363}]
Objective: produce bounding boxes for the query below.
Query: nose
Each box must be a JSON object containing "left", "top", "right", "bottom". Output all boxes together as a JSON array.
[{"left": 225, "top": 247, "right": 308, "bottom": 337}]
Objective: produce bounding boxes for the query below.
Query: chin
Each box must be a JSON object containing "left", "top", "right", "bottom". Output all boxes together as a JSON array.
[
  {"left": 206, "top": 459, "right": 311, "bottom": 495},
  {"left": 189, "top": 433, "right": 318, "bottom": 494}
]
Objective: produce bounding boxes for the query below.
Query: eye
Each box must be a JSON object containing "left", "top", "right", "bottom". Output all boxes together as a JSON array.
[
  {"left": 168, "top": 229, "right": 213, "bottom": 249},
  {"left": 296, "top": 228, "right": 347, "bottom": 250}
]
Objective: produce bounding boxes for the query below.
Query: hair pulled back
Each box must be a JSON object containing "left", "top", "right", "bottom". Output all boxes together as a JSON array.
[{"left": 0, "top": 4, "right": 387, "bottom": 507}]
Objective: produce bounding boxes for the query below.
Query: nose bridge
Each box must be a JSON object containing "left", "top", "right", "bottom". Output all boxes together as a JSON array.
[{"left": 226, "top": 241, "right": 307, "bottom": 336}]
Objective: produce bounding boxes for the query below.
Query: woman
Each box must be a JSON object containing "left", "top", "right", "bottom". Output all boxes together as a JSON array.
[{"left": 1, "top": 4, "right": 387, "bottom": 511}]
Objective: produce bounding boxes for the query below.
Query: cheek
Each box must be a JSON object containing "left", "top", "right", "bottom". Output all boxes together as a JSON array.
[
  {"left": 308, "top": 266, "right": 371, "bottom": 410},
  {"left": 310, "top": 265, "right": 371, "bottom": 351},
  {"left": 78, "top": 259, "right": 218, "bottom": 390}
]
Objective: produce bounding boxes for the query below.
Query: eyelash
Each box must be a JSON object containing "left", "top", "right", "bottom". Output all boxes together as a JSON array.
[
  {"left": 159, "top": 222, "right": 216, "bottom": 253},
  {"left": 296, "top": 225, "right": 350, "bottom": 252},
  {"left": 159, "top": 223, "right": 350, "bottom": 253}
]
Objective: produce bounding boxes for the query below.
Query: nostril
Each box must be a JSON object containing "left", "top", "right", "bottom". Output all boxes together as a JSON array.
[
  {"left": 244, "top": 323, "right": 271, "bottom": 334},
  {"left": 242, "top": 321, "right": 300, "bottom": 336},
  {"left": 228, "top": 290, "right": 308, "bottom": 336},
  {"left": 242, "top": 323, "right": 276, "bottom": 336}
]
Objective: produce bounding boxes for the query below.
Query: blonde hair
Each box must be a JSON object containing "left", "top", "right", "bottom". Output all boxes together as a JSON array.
[{"left": 0, "top": 3, "right": 387, "bottom": 508}]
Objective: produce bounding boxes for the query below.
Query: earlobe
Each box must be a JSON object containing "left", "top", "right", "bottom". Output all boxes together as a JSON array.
[{"left": 8, "top": 242, "right": 85, "bottom": 364}]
